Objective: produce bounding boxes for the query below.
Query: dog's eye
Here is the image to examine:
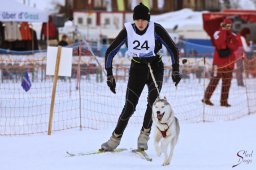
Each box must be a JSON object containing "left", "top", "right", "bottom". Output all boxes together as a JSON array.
[{"left": 161, "top": 106, "right": 164, "bottom": 108}]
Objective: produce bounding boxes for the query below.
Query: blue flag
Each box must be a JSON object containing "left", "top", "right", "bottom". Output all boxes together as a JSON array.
[{"left": 21, "top": 72, "right": 32, "bottom": 92}]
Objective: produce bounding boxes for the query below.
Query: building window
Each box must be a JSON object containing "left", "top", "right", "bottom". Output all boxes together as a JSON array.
[
  {"left": 104, "top": 18, "right": 110, "bottom": 26},
  {"left": 78, "top": 17, "right": 83, "bottom": 24},
  {"left": 94, "top": 0, "right": 106, "bottom": 9},
  {"left": 67, "top": 0, "right": 74, "bottom": 8},
  {"left": 158, "top": 0, "right": 165, "bottom": 9},
  {"left": 94, "top": 0, "right": 102, "bottom": 7},
  {"left": 87, "top": 18, "right": 92, "bottom": 25}
]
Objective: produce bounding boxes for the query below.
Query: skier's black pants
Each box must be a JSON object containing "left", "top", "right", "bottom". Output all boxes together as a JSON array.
[{"left": 114, "top": 60, "right": 164, "bottom": 135}]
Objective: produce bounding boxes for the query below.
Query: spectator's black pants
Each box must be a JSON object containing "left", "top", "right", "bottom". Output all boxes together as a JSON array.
[{"left": 114, "top": 60, "right": 164, "bottom": 135}]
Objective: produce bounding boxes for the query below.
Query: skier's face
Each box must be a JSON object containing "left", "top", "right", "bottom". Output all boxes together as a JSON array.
[{"left": 134, "top": 19, "right": 148, "bottom": 31}]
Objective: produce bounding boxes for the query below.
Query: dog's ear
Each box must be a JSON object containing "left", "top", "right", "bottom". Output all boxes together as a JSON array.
[{"left": 153, "top": 97, "right": 159, "bottom": 104}]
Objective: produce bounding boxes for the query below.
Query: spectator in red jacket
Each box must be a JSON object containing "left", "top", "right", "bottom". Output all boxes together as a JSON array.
[
  {"left": 202, "top": 18, "right": 239, "bottom": 107},
  {"left": 40, "top": 16, "right": 58, "bottom": 41}
]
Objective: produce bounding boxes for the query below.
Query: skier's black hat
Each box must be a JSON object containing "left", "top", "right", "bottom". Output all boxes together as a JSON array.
[{"left": 133, "top": 3, "right": 150, "bottom": 21}]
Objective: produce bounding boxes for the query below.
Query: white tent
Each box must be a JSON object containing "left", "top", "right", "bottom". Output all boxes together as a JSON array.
[
  {"left": 151, "top": 8, "right": 209, "bottom": 39},
  {"left": 0, "top": 0, "right": 48, "bottom": 22}
]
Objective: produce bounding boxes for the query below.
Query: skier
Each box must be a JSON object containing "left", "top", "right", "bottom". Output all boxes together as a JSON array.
[{"left": 101, "top": 3, "right": 181, "bottom": 151}]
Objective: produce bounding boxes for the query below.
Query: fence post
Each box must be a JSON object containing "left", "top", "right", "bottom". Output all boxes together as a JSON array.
[
  {"left": 78, "top": 42, "right": 82, "bottom": 130},
  {"left": 48, "top": 46, "right": 62, "bottom": 135},
  {"left": 202, "top": 56, "right": 206, "bottom": 122}
]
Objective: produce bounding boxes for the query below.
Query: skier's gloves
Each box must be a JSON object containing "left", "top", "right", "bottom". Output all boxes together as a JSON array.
[
  {"left": 107, "top": 75, "right": 116, "bottom": 94},
  {"left": 172, "top": 71, "right": 181, "bottom": 87}
]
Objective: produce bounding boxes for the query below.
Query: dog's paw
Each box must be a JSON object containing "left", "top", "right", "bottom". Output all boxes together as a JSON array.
[
  {"left": 162, "top": 160, "right": 170, "bottom": 166},
  {"left": 162, "top": 161, "right": 170, "bottom": 166}
]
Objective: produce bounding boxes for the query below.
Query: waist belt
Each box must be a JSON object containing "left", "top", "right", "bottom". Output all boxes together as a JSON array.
[{"left": 132, "top": 55, "right": 162, "bottom": 64}]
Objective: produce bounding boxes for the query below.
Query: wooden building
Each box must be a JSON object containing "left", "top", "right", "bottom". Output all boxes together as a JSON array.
[{"left": 65, "top": 0, "right": 220, "bottom": 16}]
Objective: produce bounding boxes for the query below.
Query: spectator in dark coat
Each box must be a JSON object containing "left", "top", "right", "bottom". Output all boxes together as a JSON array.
[{"left": 58, "top": 34, "right": 68, "bottom": 47}]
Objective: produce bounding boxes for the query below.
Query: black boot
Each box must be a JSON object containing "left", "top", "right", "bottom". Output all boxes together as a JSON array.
[
  {"left": 220, "top": 102, "right": 231, "bottom": 107},
  {"left": 201, "top": 99, "right": 214, "bottom": 106}
]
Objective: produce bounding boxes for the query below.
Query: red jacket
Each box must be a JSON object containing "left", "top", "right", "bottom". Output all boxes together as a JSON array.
[
  {"left": 212, "top": 28, "right": 239, "bottom": 69},
  {"left": 41, "top": 21, "right": 57, "bottom": 40},
  {"left": 20, "top": 22, "right": 32, "bottom": 40}
]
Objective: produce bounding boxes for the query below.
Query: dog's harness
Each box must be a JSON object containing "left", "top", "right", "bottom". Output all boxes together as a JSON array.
[
  {"left": 156, "top": 115, "right": 174, "bottom": 138},
  {"left": 157, "top": 124, "right": 169, "bottom": 138}
]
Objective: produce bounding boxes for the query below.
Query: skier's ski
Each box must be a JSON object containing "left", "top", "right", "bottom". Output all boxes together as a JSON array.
[
  {"left": 131, "top": 149, "right": 152, "bottom": 161},
  {"left": 66, "top": 148, "right": 127, "bottom": 157}
]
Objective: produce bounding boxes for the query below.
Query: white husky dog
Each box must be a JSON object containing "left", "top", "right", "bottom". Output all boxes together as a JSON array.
[{"left": 152, "top": 97, "right": 180, "bottom": 166}]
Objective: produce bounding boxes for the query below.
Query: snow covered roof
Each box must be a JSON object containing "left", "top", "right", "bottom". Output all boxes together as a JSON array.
[{"left": 151, "top": 8, "right": 210, "bottom": 39}]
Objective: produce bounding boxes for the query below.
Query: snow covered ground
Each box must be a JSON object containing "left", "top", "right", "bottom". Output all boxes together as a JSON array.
[
  {"left": 1, "top": 114, "right": 255, "bottom": 170},
  {"left": 2, "top": 1, "right": 256, "bottom": 169}
]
